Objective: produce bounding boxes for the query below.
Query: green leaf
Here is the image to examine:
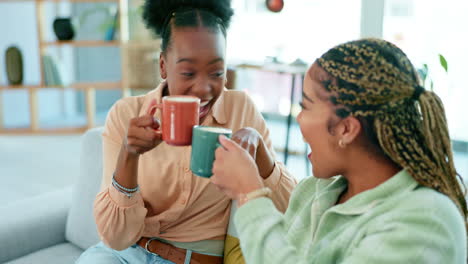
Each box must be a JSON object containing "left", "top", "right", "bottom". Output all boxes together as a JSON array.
[
  {"left": 418, "top": 64, "right": 428, "bottom": 83},
  {"left": 439, "top": 54, "right": 448, "bottom": 72}
]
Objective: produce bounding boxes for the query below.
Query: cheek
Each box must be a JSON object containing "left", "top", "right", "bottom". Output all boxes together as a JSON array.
[
  {"left": 166, "top": 82, "right": 182, "bottom": 96},
  {"left": 207, "top": 78, "right": 225, "bottom": 99},
  {"left": 297, "top": 112, "right": 324, "bottom": 144},
  {"left": 298, "top": 113, "right": 338, "bottom": 176},
  {"left": 166, "top": 77, "right": 189, "bottom": 96},
  {"left": 213, "top": 81, "right": 224, "bottom": 95}
]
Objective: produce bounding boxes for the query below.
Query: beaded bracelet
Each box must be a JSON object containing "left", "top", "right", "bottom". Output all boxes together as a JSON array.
[
  {"left": 112, "top": 182, "right": 136, "bottom": 198},
  {"left": 112, "top": 173, "right": 139, "bottom": 197}
]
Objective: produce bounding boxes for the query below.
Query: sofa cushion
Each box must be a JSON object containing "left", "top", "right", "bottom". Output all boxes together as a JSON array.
[
  {"left": 65, "top": 127, "right": 104, "bottom": 250},
  {"left": 0, "top": 188, "right": 71, "bottom": 263},
  {"left": 4, "top": 243, "right": 83, "bottom": 264}
]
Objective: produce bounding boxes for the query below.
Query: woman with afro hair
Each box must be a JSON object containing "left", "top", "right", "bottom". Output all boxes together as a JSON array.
[{"left": 76, "top": 0, "right": 296, "bottom": 263}]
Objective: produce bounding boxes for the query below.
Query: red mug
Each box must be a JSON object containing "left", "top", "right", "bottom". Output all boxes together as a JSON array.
[{"left": 149, "top": 95, "right": 200, "bottom": 146}]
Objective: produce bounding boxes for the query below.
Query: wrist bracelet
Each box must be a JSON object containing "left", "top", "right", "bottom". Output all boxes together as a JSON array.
[
  {"left": 112, "top": 173, "right": 139, "bottom": 194},
  {"left": 112, "top": 181, "right": 138, "bottom": 198},
  {"left": 238, "top": 187, "right": 272, "bottom": 206}
]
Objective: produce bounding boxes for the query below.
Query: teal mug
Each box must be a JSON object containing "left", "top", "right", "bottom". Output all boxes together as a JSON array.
[{"left": 190, "top": 126, "right": 232, "bottom": 178}]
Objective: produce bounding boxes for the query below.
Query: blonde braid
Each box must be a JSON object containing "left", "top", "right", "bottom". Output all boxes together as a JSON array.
[{"left": 318, "top": 38, "right": 468, "bottom": 229}]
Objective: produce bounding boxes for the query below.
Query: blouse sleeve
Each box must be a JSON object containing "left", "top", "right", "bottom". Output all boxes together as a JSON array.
[{"left": 93, "top": 99, "right": 148, "bottom": 250}]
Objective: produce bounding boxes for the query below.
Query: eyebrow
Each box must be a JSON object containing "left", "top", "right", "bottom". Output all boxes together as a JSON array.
[
  {"left": 302, "top": 91, "right": 314, "bottom": 103},
  {"left": 176, "top": 58, "right": 224, "bottom": 65}
]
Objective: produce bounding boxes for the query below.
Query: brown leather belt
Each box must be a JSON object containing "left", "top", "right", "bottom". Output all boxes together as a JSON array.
[{"left": 137, "top": 237, "right": 223, "bottom": 264}]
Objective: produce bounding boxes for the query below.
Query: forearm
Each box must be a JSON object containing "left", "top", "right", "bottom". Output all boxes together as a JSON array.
[
  {"left": 256, "top": 138, "right": 275, "bottom": 179},
  {"left": 255, "top": 139, "right": 297, "bottom": 212},
  {"left": 94, "top": 143, "right": 148, "bottom": 251},
  {"left": 114, "top": 143, "right": 140, "bottom": 189}
]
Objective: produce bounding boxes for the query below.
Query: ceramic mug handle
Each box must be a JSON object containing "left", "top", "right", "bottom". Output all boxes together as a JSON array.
[{"left": 147, "top": 99, "right": 163, "bottom": 134}]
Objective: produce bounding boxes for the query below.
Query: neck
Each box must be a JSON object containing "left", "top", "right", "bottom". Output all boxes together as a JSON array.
[{"left": 340, "top": 152, "right": 401, "bottom": 203}]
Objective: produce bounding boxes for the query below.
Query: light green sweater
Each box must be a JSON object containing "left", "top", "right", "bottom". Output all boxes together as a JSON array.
[{"left": 234, "top": 170, "right": 467, "bottom": 263}]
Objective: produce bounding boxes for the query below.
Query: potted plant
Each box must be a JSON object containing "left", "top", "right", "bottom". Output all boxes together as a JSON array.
[{"left": 418, "top": 54, "right": 448, "bottom": 91}]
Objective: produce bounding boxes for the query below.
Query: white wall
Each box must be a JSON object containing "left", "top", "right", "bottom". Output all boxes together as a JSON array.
[{"left": 360, "top": 0, "right": 385, "bottom": 38}]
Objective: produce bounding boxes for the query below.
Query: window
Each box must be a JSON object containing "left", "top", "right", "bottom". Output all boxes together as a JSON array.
[
  {"left": 383, "top": 0, "right": 468, "bottom": 142},
  {"left": 227, "top": 0, "right": 362, "bottom": 116},
  {"left": 228, "top": 0, "right": 361, "bottom": 63}
]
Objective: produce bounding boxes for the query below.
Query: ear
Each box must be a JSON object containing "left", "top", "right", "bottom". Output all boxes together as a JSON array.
[
  {"left": 160, "top": 53, "right": 167, "bottom": 79},
  {"left": 336, "top": 116, "right": 362, "bottom": 146}
]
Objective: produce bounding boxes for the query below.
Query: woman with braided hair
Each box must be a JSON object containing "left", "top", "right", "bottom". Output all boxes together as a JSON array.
[
  {"left": 211, "top": 38, "right": 467, "bottom": 263},
  {"left": 76, "top": 0, "right": 296, "bottom": 263}
]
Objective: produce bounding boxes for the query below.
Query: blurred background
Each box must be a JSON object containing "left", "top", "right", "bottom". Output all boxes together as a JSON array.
[{"left": 1, "top": 0, "right": 467, "bottom": 206}]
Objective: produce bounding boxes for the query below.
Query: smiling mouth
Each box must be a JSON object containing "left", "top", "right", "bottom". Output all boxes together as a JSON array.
[{"left": 199, "top": 100, "right": 212, "bottom": 119}]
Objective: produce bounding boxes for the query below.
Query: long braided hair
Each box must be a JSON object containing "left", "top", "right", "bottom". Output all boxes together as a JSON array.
[{"left": 317, "top": 38, "right": 467, "bottom": 226}]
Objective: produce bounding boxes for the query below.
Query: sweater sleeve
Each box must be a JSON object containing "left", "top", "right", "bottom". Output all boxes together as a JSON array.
[{"left": 234, "top": 198, "right": 303, "bottom": 264}]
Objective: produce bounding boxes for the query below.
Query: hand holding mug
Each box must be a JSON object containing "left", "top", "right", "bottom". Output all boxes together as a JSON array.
[
  {"left": 231, "top": 127, "right": 261, "bottom": 160},
  {"left": 190, "top": 126, "right": 232, "bottom": 178},
  {"left": 124, "top": 99, "right": 163, "bottom": 156},
  {"left": 231, "top": 127, "right": 275, "bottom": 179},
  {"left": 210, "top": 135, "right": 264, "bottom": 199}
]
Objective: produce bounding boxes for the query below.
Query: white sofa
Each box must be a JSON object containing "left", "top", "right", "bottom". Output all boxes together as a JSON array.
[{"left": 0, "top": 127, "right": 104, "bottom": 263}]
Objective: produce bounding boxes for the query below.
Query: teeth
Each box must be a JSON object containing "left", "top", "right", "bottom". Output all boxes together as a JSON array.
[{"left": 200, "top": 101, "right": 210, "bottom": 107}]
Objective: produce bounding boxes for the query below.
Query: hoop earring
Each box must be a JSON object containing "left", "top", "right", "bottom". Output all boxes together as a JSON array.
[{"left": 339, "top": 139, "right": 346, "bottom": 148}]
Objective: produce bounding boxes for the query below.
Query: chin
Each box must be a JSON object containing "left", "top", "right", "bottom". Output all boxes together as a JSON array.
[{"left": 312, "top": 168, "right": 334, "bottom": 179}]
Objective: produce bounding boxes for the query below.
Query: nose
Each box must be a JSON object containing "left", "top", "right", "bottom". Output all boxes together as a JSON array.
[
  {"left": 296, "top": 112, "right": 302, "bottom": 123},
  {"left": 191, "top": 77, "right": 211, "bottom": 99}
]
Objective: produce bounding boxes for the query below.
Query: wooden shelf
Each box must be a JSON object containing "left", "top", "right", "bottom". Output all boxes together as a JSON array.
[
  {"left": 0, "top": 85, "right": 41, "bottom": 90},
  {"left": 0, "top": 0, "right": 129, "bottom": 134},
  {"left": 0, "top": 82, "right": 122, "bottom": 90},
  {"left": 43, "top": 40, "right": 121, "bottom": 47},
  {"left": 1, "top": 0, "right": 118, "bottom": 2},
  {"left": 234, "top": 63, "right": 308, "bottom": 75},
  {"left": 37, "top": 0, "right": 118, "bottom": 3},
  {"left": 68, "top": 81, "right": 122, "bottom": 90},
  {"left": 0, "top": 126, "right": 89, "bottom": 135}
]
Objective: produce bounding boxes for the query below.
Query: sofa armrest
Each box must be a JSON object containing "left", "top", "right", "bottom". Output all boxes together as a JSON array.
[{"left": 0, "top": 187, "right": 72, "bottom": 263}]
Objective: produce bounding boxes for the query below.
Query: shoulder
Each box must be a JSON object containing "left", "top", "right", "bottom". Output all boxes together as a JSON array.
[
  {"left": 292, "top": 176, "right": 342, "bottom": 197},
  {"left": 109, "top": 96, "right": 145, "bottom": 118},
  {"left": 372, "top": 186, "right": 466, "bottom": 241},
  {"left": 360, "top": 187, "right": 467, "bottom": 261},
  {"left": 107, "top": 91, "right": 153, "bottom": 122},
  {"left": 287, "top": 176, "right": 341, "bottom": 211},
  {"left": 402, "top": 187, "right": 464, "bottom": 225},
  {"left": 103, "top": 91, "right": 155, "bottom": 141},
  {"left": 222, "top": 90, "right": 255, "bottom": 109},
  {"left": 223, "top": 89, "right": 250, "bottom": 100}
]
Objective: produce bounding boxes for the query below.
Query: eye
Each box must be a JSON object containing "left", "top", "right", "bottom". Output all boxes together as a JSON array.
[
  {"left": 299, "top": 102, "right": 307, "bottom": 110},
  {"left": 181, "top": 72, "right": 194, "bottom": 77},
  {"left": 211, "top": 71, "right": 224, "bottom": 78}
]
